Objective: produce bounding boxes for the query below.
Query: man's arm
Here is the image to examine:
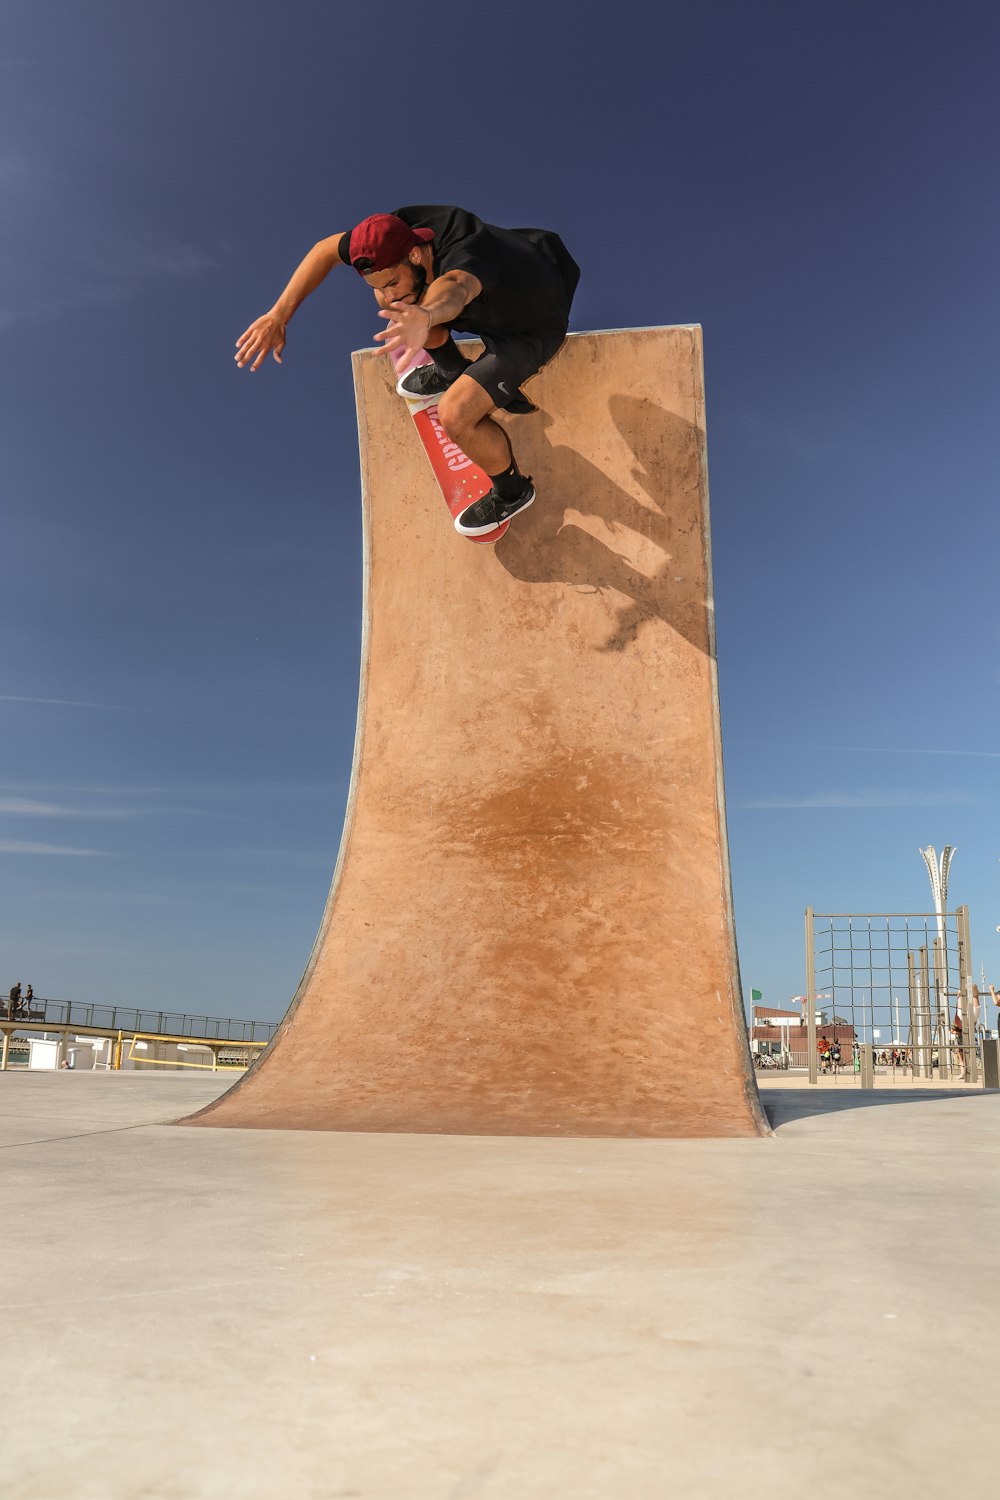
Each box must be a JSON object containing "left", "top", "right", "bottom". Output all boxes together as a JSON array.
[
  {"left": 374, "top": 269, "right": 482, "bottom": 356},
  {"left": 235, "top": 233, "right": 347, "bottom": 372},
  {"left": 421, "top": 269, "right": 482, "bottom": 327}
]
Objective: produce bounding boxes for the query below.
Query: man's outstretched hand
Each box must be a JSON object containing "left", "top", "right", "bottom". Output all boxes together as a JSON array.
[
  {"left": 374, "top": 301, "right": 433, "bottom": 357},
  {"left": 235, "top": 312, "right": 287, "bottom": 372}
]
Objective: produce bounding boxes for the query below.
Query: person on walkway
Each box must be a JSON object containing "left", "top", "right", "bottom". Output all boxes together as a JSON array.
[
  {"left": 7, "top": 982, "right": 21, "bottom": 1021},
  {"left": 951, "top": 1009, "right": 966, "bottom": 1079},
  {"left": 235, "top": 206, "right": 580, "bottom": 537}
]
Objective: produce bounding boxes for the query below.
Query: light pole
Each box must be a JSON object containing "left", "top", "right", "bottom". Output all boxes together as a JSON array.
[{"left": 919, "top": 845, "right": 955, "bottom": 1068}]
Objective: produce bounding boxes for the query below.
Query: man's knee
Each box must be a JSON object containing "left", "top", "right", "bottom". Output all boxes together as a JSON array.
[{"left": 437, "top": 380, "right": 491, "bottom": 440}]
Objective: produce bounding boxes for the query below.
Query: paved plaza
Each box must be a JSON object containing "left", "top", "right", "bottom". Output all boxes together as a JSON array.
[{"left": 2, "top": 1072, "right": 997, "bottom": 1498}]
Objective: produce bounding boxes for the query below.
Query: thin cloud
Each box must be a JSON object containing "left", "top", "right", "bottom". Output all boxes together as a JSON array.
[
  {"left": 203, "top": 848, "right": 334, "bottom": 865},
  {"left": 0, "top": 202, "right": 218, "bottom": 332},
  {"left": 0, "top": 779, "right": 340, "bottom": 804},
  {"left": 0, "top": 128, "right": 217, "bottom": 331},
  {"left": 848, "top": 746, "right": 1000, "bottom": 759},
  {"left": 174, "top": 879, "right": 304, "bottom": 898},
  {"left": 743, "top": 789, "right": 984, "bottom": 810},
  {"left": 0, "top": 695, "right": 121, "bottom": 710},
  {"left": 739, "top": 739, "right": 1000, "bottom": 761},
  {"left": 0, "top": 794, "right": 234, "bottom": 820},
  {"left": 0, "top": 796, "right": 132, "bottom": 819},
  {"left": 0, "top": 839, "right": 109, "bottom": 857},
  {"left": 50, "top": 889, "right": 188, "bottom": 907}
]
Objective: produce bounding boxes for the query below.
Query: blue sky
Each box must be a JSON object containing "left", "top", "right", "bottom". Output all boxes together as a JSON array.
[{"left": 2, "top": 0, "right": 998, "bottom": 1022}]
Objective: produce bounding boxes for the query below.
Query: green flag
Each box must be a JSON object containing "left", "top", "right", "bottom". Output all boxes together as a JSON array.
[{"left": 751, "top": 989, "right": 763, "bottom": 1003}]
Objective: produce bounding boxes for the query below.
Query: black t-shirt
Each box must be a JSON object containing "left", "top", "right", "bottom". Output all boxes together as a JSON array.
[{"left": 339, "top": 204, "right": 577, "bottom": 338}]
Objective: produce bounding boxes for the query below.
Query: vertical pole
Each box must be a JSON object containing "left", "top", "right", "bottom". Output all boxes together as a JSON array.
[
  {"left": 957, "top": 906, "right": 977, "bottom": 1085},
  {"left": 907, "top": 952, "right": 918, "bottom": 1079},
  {"left": 955, "top": 905, "right": 967, "bottom": 1083},
  {"left": 965, "top": 1000, "right": 977, "bottom": 1084},
  {"left": 934, "top": 938, "right": 950, "bottom": 1080},
  {"left": 867, "top": 919, "right": 875, "bottom": 1064},
  {"left": 919, "top": 946, "right": 932, "bottom": 1078},
  {"left": 939, "top": 915, "right": 950, "bottom": 1061},
  {"left": 1, "top": 1029, "right": 10, "bottom": 1071},
  {"left": 806, "top": 908, "right": 817, "bottom": 1085},
  {"left": 982, "top": 1038, "right": 1000, "bottom": 1091}
]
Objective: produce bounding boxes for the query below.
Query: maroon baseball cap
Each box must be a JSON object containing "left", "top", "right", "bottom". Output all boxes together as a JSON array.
[{"left": 348, "top": 213, "right": 434, "bottom": 274}]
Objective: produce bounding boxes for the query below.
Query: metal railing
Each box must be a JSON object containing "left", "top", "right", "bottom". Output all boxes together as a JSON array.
[{"left": 1, "top": 992, "right": 277, "bottom": 1044}]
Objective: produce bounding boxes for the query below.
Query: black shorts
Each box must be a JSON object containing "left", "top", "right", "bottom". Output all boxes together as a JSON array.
[
  {"left": 455, "top": 229, "right": 578, "bottom": 411},
  {"left": 460, "top": 326, "right": 568, "bottom": 411}
]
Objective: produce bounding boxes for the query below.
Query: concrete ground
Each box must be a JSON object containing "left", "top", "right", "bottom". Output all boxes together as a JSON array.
[{"left": 1, "top": 1073, "right": 997, "bottom": 1500}]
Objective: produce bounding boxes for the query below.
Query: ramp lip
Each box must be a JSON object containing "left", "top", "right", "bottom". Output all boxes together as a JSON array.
[{"left": 350, "top": 324, "right": 704, "bottom": 358}]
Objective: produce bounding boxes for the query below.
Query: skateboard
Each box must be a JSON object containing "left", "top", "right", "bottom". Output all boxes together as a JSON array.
[{"left": 390, "top": 347, "right": 509, "bottom": 544}]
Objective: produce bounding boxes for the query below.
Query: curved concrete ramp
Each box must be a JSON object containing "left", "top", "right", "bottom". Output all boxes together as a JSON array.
[{"left": 188, "top": 327, "right": 768, "bottom": 1137}]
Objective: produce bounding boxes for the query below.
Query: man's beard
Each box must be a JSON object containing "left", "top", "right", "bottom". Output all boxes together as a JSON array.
[{"left": 408, "top": 263, "right": 428, "bottom": 302}]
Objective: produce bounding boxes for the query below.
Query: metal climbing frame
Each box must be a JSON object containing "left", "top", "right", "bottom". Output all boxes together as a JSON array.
[{"left": 804, "top": 907, "right": 978, "bottom": 1086}]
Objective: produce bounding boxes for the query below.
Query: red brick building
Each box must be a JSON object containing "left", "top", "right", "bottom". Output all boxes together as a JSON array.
[{"left": 751, "top": 1003, "right": 855, "bottom": 1067}]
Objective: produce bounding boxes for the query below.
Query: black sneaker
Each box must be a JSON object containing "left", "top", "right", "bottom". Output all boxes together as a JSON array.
[
  {"left": 454, "top": 480, "right": 535, "bottom": 537},
  {"left": 396, "top": 363, "right": 460, "bottom": 399}
]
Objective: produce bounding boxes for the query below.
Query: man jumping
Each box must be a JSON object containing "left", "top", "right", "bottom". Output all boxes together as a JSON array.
[{"left": 235, "top": 205, "right": 580, "bottom": 537}]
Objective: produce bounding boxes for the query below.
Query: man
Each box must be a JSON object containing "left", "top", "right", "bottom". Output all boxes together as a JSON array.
[{"left": 235, "top": 205, "right": 579, "bottom": 537}]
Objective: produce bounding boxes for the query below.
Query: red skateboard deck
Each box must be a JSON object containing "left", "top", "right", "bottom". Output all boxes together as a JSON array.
[{"left": 390, "top": 348, "right": 509, "bottom": 544}]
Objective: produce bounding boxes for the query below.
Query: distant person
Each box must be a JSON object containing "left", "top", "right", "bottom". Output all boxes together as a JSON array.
[
  {"left": 24, "top": 984, "right": 33, "bottom": 1013},
  {"left": 234, "top": 205, "right": 580, "bottom": 537},
  {"left": 7, "top": 982, "right": 21, "bottom": 1021},
  {"left": 951, "top": 1010, "right": 965, "bottom": 1079}
]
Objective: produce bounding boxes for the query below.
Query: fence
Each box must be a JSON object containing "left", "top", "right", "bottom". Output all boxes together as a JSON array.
[
  {"left": 1, "top": 993, "right": 276, "bottom": 1045},
  {"left": 804, "top": 907, "right": 981, "bottom": 1086}
]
